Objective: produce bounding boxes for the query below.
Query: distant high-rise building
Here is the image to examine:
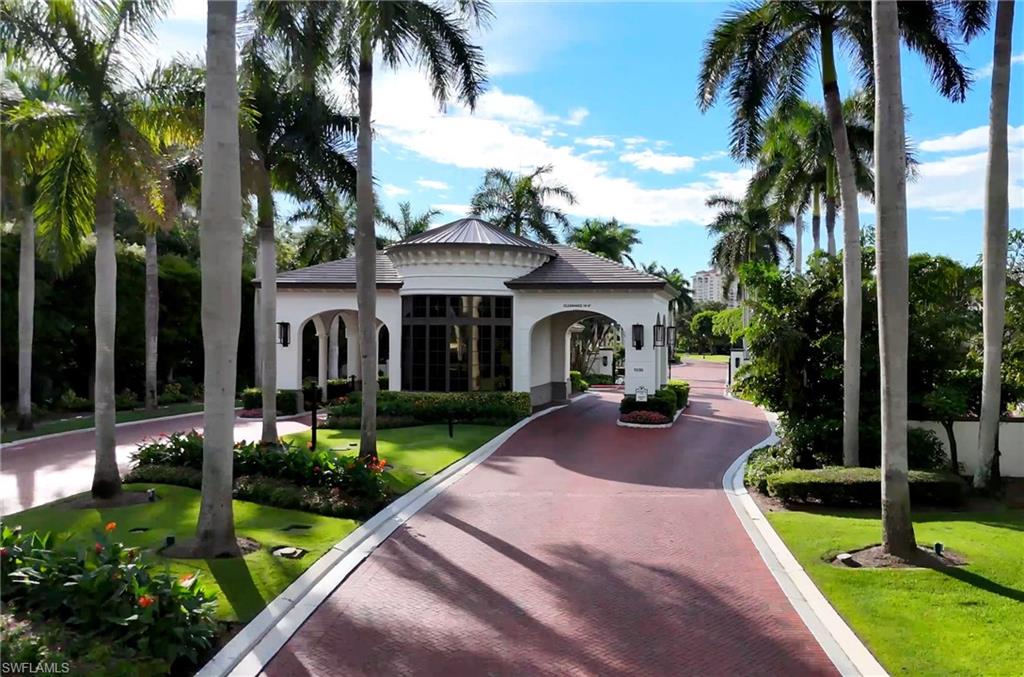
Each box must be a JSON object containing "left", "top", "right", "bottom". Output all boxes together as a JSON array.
[{"left": 691, "top": 268, "right": 738, "bottom": 307}]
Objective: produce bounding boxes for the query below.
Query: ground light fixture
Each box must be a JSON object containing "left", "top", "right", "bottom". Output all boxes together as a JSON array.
[
  {"left": 277, "top": 321, "right": 291, "bottom": 347},
  {"left": 632, "top": 323, "right": 645, "bottom": 350},
  {"left": 653, "top": 314, "right": 666, "bottom": 347}
]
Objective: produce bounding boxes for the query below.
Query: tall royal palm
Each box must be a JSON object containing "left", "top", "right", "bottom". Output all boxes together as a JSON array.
[
  {"left": 381, "top": 201, "right": 440, "bottom": 242},
  {"left": 2, "top": 0, "right": 181, "bottom": 498},
  {"left": 470, "top": 165, "right": 576, "bottom": 243},
  {"left": 873, "top": 0, "right": 917, "bottom": 557},
  {"left": 699, "top": 0, "right": 972, "bottom": 467},
  {"left": 194, "top": 0, "right": 243, "bottom": 557},
  {"left": 976, "top": 0, "right": 1015, "bottom": 490},
  {"left": 338, "top": 0, "right": 489, "bottom": 460},
  {"left": 567, "top": 218, "right": 641, "bottom": 265},
  {"left": 243, "top": 1, "right": 357, "bottom": 444}
]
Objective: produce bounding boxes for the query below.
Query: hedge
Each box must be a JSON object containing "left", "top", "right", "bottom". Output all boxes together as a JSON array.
[
  {"left": 326, "top": 391, "right": 531, "bottom": 425},
  {"left": 665, "top": 379, "right": 690, "bottom": 409},
  {"left": 569, "top": 371, "right": 589, "bottom": 393},
  {"left": 239, "top": 388, "right": 302, "bottom": 415},
  {"left": 584, "top": 373, "right": 615, "bottom": 386},
  {"left": 619, "top": 388, "right": 678, "bottom": 418},
  {"left": 766, "top": 467, "right": 966, "bottom": 507}
]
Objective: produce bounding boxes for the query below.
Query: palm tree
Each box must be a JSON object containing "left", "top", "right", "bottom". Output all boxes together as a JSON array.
[
  {"left": 291, "top": 190, "right": 357, "bottom": 265},
  {"left": 470, "top": 165, "right": 576, "bottom": 243},
  {"left": 706, "top": 195, "right": 794, "bottom": 279},
  {"left": 2, "top": 0, "right": 181, "bottom": 499},
  {"left": 642, "top": 262, "right": 694, "bottom": 315},
  {"left": 242, "top": 1, "right": 357, "bottom": 444},
  {"left": 381, "top": 201, "right": 440, "bottom": 242},
  {"left": 336, "top": 0, "right": 489, "bottom": 461},
  {"left": 873, "top": 0, "right": 917, "bottom": 557},
  {"left": 194, "top": 0, "right": 242, "bottom": 558},
  {"left": 976, "top": 0, "right": 1015, "bottom": 491},
  {"left": 567, "top": 218, "right": 641, "bottom": 265},
  {"left": 699, "top": 0, "right": 972, "bottom": 467}
]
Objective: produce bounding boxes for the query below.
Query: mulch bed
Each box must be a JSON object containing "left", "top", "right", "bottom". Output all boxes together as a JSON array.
[{"left": 832, "top": 543, "right": 968, "bottom": 569}]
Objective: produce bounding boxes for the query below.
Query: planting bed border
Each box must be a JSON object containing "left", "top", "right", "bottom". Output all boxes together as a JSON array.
[{"left": 616, "top": 404, "right": 687, "bottom": 429}]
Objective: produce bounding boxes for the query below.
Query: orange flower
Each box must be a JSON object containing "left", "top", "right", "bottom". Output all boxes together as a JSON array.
[
  {"left": 178, "top": 573, "right": 196, "bottom": 587},
  {"left": 105, "top": 521, "right": 117, "bottom": 533},
  {"left": 138, "top": 594, "right": 155, "bottom": 608}
]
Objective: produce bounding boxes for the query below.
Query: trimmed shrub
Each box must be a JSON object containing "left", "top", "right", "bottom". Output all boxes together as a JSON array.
[
  {"left": 619, "top": 392, "right": 676, "bottom": 418},
  {"left": 0, "top": 523, "right": 218, "bottom": 670},
  {"left": 55, "top": 388, "right": 92, "bottom": 413},
  {"left": 378, "top": 377, "right": 389, "bottom": 391},
  {"left": 665, "top": 379, "right": 691, "bottom": 409},
  {"left": 240, "top": 387, "right": 262, "bottom": 410},
  {"left": 766, "top": 467, "right": 966, "bottom": 507},
  {"left": 115, "top": 389, "right": 140, "bottom": 411},
  {"left": 326, "top": 378, "right": 354, "bottom": 401},
  {"left": 123, "top": 464, "right": 203, "bottom": 488},
  {"left": 277, "top": 389, "right": 302, "bottom": 415},
  {"left": 569, "top": 371, "right": 589, "bottom": 393},
  {"left": 744, "top": 444, "right": 797, "bottom": 494},
  {"left": 584, "top": 373, "right": 615, "bottom": 385},
  {"left": 324, "top": 414, "right": 420, "bottom": 430},
  {"left": 907, "top": 427, "right": 948, "bottom": 471},
  {"left": 157, "top": 382, "right": 190, "bottom": 405},
  {"left": 619, "top": 410, "right": 671, "bottom": 425},
  {"left": 327, "top": 391, "right": 531, "bottom": 425}
]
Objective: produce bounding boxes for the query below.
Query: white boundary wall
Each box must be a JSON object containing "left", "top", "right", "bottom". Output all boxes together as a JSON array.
[{"left": 909, "top": 419, "right": 1024, "bottom": 477}]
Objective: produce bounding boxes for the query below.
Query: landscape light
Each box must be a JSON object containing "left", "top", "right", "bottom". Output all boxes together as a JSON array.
[
  {"left": 632, "top": 324, "right": 644, "bottom": 350},
  {"left": 653, "top": 314, "right": 666, "bottom": 348},
  {"left": 277, "top": 322, "right": 291, "bottom": 347}
]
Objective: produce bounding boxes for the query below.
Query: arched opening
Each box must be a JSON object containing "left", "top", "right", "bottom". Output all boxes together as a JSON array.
[
  {"left": 294, "top": 311, "right": 393, "bottom": 397},
  {"left": 527, "top": 310, "right": 624, "bottom": 406}
]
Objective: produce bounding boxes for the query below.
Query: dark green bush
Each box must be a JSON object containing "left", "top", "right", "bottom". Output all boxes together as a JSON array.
[
  {"left": 240, "top": 387, "right": 262, "bottom": 410},
  {"left": 115, "top": 389, "right": 140, "bottom": 411},
  {"left": 619, "top": 390, "right": 677, "bottom": 418},
  {"left": 157, "top": 382, "right": 190, "bottom": 405},
  {"left": 326, "top": 378, "right": 354, "bottom": 401},
  {"left": 569, "top": 371, "right": 589, "bottom": 393},
  {"left": 55, "top": 388, "right": 92, "bottom": 412},
  {"left": 766, "top": 467, "right": 965, "bottom": 507},
  {"left": 0, "top": 523, "right": 218, "bottom": 669},
  {"left": 123, "top": 464, "right": 203, "bottom": 488},
  {"left": 907, "top": 427, "right": 948, "bottom": 471},
  {"left": 324, "top": 414, "right": 420, "bottom": 429},
  {"left": 584, "top": 373, "right": 615, "bottom": 385},
  {"left": 378, "top": 377, "right": 389, "bottom": 391},
  {"left": 327, "top": 391, "right": 531, "bottom": 425},
  {"left": 233, "top": 475, "right": 384, "bottom": 520},
  {"left": 665, "top": 379, "right": 691, "bottom": 409},
  {"left": 277, "top": 389, "right": 302, "bottom": 415},
  {"left": 744, "top": 444, "right": 797, "bottom": 494}
]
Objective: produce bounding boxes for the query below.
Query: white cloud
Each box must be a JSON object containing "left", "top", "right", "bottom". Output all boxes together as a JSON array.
[
  {"left": 371, "top": 69, "right": 750, "bottom": 227},
  {"left": 476, "top": 88, "right": 552, "bottom": 125},
  {"left": 167, "top": 0, "right": 206, "bottom": 22},
  {"left": 416, "top": 179, "right": 450, "bottom": 190},
  {"left": 382, "top": 184, "right": 409, "bottom": 197},
  {"left": 977, "top": 51, "right": 1024, "bottom": 78},
  {"left": 566, "top": 108, "right": 590, "bottom": 126},
  {"left": 622, "top": 136, "right": 648, "bottom": 146},
  {"left": 919, "top": 125, "right": 1024, "bottom": 152},
  {"left": 907, "top": 149, "right": 1024, "bottom": 212},
  {"left": 433, "top": 203, "right": 472, "bottom": 217},
  {"left": 576, "top": 136, "right": 615, "bottom": 149},
  {"left": 619, "top": 149, "right": 698, "bottom": 174}
]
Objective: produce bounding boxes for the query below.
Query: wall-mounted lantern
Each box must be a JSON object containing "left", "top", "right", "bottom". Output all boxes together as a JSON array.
[
  {"left": 653, "top": 314, "right": 666, "bottom": 348},
  {"left": 666, "top": 325, "right": 677, "bottom": 350},
  {"left": 631, "top": 323, "right": 645, "bottom": 350},
  {"left": 277, "top": 321, "right": 291, "bottom": 347}
]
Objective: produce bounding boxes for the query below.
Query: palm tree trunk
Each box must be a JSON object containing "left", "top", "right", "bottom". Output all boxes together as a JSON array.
[
  {"left": 144, "top": 231, "right": 159, "bottom": 410},
  {"left": 821, "top": 23, "right": 862, "bottom": 468},
  {"left": 257, "top": 184, "right": 278, "bottom": 443},
  {"left": 91, "top": 152, "right": 121, "bottom": 499},
  {"left": 794, "top": 210, "right": 804, "bottom": 275},
  {"left": 975, "top": 0, "right": 1015, "bottom": 491},
  {"left": 811, "top": 186, "right": 821, "bottom": 252},
  {"left": 356, "top": 36, "right": 378, "bottom": 461},
  {"left": 195, "top": 0, "right": 241, "bottom": 557},
  {"left": 17, "top": 206, "right": 35, "bottom": 431},
  {"left": 874, "top": 0, "right": 916, "bottom": 558},
  {"left": 825, "top": 195, "right": 837, "bottom": 256}
]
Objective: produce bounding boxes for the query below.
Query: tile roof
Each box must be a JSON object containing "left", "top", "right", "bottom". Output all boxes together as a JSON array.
[
  {"left": 261, "top": 254, "right": 402, "bottom": 289},
  {"left": 388, "top": 217, "right": 556, "bottom": 257},
  {"left": 505, "top": 245, "right": 672, "bottom": 291}
]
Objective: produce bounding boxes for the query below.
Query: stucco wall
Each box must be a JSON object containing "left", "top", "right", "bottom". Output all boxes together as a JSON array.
[{"left": 909, "top": 420, "right": 1024, "bottom": 477}]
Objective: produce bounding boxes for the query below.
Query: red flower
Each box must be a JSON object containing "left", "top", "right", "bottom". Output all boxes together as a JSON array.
[
  {"left": 105, "top": 521, "right": 117, "bottom": 533},
  {"left": 313, "top": 466, "right": 320, "bottom": 473},
  {"left": 0, "top": 547, "right": 8, "bottom": 558},
  {"left": 138, "top": 594, "right": 155, "bottom": 608},
  {"left": 94, "top": 542, "right": 104, "bottom": 554}
]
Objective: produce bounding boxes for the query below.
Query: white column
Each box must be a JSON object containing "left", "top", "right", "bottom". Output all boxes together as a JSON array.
[
  {"left": 387, "top": 323, "right": 401, "bottom": 391},
  {"left": 328, "top": 314, "right": 339, "bottom": 380},
  {"left": 344, "top": 316, "right": 360, "bottom": 381},
  {"left": 317, "top": 328, "right": 329, "bottom": 399},
  {"left": 253, "top": 288, "right": 262, "bottom": 387},
  {"left": 512, "top": 324, "right": 532, "bottom": 394},
  {"left": 622, "top": 320, "right": 657, "bottom": 397}
]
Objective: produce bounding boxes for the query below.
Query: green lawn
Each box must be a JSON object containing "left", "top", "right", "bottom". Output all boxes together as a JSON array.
[
  {"left": 677, "top": 353, "right": 730, "bottom": 363},
  {"left": 1, "top": 485, "right": 358, "bottom": 623},
  {"left": 1, "top": 403, "right": 204, "bottom": 443},
  {"left": 285, "top": 423, "right": 505, "bottom": 493},
  {"left": 768, "top": 508, "right": 1024, "bottom": 677}
]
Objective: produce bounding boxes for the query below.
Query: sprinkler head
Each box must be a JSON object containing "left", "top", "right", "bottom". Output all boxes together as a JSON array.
[
  {"left": 934, "top": 542, "right": 944, "bottom": 556},
  {"left": 147, "top": 488, "right": 156, "bottom": 502},
  {"left": 165, "top": 535, "right": 175, "bottom": 548}
]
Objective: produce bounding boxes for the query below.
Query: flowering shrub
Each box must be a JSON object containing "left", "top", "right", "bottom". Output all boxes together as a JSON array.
[
  {"left": 619, "top": 410, "right": 671, "bottom": 425},
  {"left": 0, "top": 523, "right": 218, "bottom": 668},
  {"left": 238, "top": 408, "right": 263, "bottom": 418},
  {"left": 157, "top": 382, "right": 190, "bottom": 405}
]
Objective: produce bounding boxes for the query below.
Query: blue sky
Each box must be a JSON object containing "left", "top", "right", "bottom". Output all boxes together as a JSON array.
[{"left": 157, "top": 1, "right": 1023, "bottom": 278}]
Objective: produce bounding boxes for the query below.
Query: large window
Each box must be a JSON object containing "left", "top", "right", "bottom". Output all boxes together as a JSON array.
[{"left": 401, "top": 295, "right": 513, "bottom": 392}]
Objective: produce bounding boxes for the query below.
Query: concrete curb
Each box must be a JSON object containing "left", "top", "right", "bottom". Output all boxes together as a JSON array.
[
  {"left": 198, "top": 395, "right": 593, "bottom": 677},
  {"left": 615, "top": 403, "right": 687, "bottom": 429},
  {"left": 0, "top": 408, "right": 307, "bottom": 451},
  {"left": 722, "top": 419, "right": 888, "bottom": 677}
]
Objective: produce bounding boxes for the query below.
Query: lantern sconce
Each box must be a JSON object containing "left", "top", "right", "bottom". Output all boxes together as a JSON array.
[
  {"left": 631, "top": 323, "right": 645, "bottom": 350},
  {"left": 653, "top": 314, "right": 666, "bottom": 348},
  {"left": 666, "top": 325, "right": 677, "bottom": 350},
  {"left": 277, "top": 321, "right": 291, "bottom": 347}
]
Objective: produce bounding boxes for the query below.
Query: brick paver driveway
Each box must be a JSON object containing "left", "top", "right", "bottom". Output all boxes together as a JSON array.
[
  {"left": 266, "top": 361, "right": 836, "bottom": 676},
  {"left": 0, "top": 414, "right": 311, "bottom": 514}
]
